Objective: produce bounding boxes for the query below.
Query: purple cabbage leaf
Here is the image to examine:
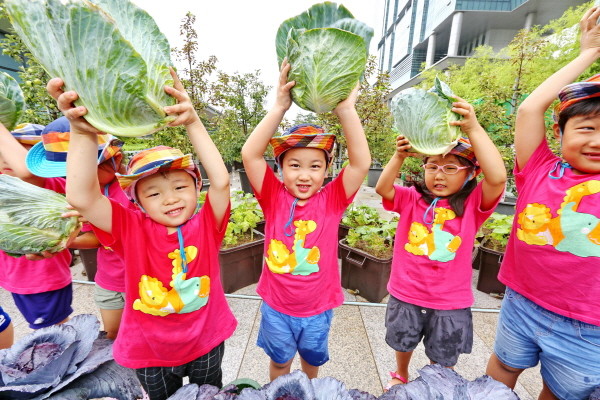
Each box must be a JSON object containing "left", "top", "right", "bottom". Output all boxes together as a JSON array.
[
  {"left": 348, "top": 388, "right": 377, "bottom": 400},
  {"left": 263, "top": 370, "right": 315, "bottom": 400},
  {"left": 311, "top": 376, "right": 353, "bottom": 400}
]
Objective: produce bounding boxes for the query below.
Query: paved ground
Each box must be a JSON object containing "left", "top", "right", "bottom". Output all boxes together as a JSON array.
[{"left": 0, "top": 173, "right": 543, "bottom": 399}]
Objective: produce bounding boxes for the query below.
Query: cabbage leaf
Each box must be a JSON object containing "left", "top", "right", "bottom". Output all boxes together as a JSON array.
[
  {"left": 390, "top": 77, "right": 462, "bottom": 155},
  {"left": 276, "top": 2, "right": 373, "bottom": 113},
  {"left": 0, "top": 71, "right": 24, "bottom": 131},
  {"left": 5, "top": 0, "right": 175, "bottom": 137},
  {"left": 0, "top": 175, "right": 80, "bottom": 256}
]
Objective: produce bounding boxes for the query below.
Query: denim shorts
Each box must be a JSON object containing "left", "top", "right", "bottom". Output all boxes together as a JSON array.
[
  {"left": 0, "top": 306, "right": 11, "bottom": 332},
  {"left": 257, "top": 302, "right": 333, "bottom": 367},
  {"left": 495, "top": 288, "right": 600, "bottom": 400},
  {"left": 385, "top": 295, "right": 473, "bottom": 367},
  {"left": 12, "top": 283, "right": 73, "bottom": 329},
  {"left": 94, "top": 285, "right": 125, "bottom": 310}
]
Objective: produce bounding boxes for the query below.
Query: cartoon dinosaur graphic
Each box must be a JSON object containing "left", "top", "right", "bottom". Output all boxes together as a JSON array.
[
  {"left": 132, "top": 245, "right": 210, "bottom": 316},
  {"left": 405, "top": 208, "right": 462, "bottom": 261},
  {"left": 265, "top": 220, "right": 320, "bottom": 275}
]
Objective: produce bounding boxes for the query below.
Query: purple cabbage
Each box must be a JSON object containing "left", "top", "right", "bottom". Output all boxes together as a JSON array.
[
  {"left": 263, "top": 370, "right": 315, "bottom": 400},
  {"left": 465, "top": 375, "right": 520, "bottom": 399},
  {"left": 348, "top": 388, "right": 377, "bottom": 400},
  {"left": 311, "top": 376, "right": 353, "bottom": 400},
  {"left": 590, "top": 386, "right": 600, "bottom": 400}
]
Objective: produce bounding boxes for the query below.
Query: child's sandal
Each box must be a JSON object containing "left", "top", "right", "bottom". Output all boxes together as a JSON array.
[{"left": 384, "top": 371, "right": 408, "bottom": 391}]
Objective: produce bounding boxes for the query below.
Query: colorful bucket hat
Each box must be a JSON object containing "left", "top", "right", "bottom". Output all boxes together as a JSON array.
[
  {"left": 10, "top": 123, "right": 45, "bottom": 145},
  {"left": 554, "top": 73, "right": 600, "bottom": 121},
  {"left": 448, "top": 136, "right": 480, "bottom": 170},
  {"left": 270, "top": 124, "right": 336, "bottom": 166},
  {"left": 117, "top": 145, "right": 200, "bottom": 203},
  {"left": 25, "top": 116, "right": 123, "bottom": 178}
]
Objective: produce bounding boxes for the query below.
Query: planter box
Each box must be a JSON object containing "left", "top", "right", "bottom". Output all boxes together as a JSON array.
[
  {"left": 339, "top": 239, "right": 392, "bottom": 303},
  {"left": 219, "top": 231, "right": 265, "bottom": 294},
  {"left": 79, "top": 248, "right": 98, "bottom": 282},
  {"left": 476, "top": 246, "right": 506, "bottom": 294},
  {"left": 367, "top": 167, "right": 383, "bottom": 188},
  {"left": 238, "top": 168, "right": 253, "bottom": 194},
  {"left": 337, "top": 224, "right": 350, "bottom": 259}
]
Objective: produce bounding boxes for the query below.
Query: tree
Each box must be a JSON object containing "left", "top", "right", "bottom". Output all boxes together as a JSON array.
[
  {"left": 0, "top": 6, "right": 60, "bottom": 125},
  {"left": 211, "top": 70, "right": 270, "bottom": 163}
]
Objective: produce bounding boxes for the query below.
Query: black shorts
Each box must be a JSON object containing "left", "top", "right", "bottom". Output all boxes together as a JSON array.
[
  {"left": 385, "top": 296, "right": 473, "bottom": 367},
  {"left": 135, "top": 341, "right": 225, "bottom": 400}
]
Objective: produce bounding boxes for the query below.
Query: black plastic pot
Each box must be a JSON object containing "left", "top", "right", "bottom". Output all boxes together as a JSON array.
[
  {"left": 367, "top": 167, "right": 383, "bottom": 188},
  {"left": 79, "top": 248, "right": 98, "bottom": 282},
  {"left": 339, "top": 239, "right": 392, "bottom": 303},
  {"left": 219, "top": 230, "right": 265, "bottom": 294},
  {"left": 238, "top": 168, "right": 253, "bottom": 194},
  {"left": 495, "top": 195, "right": 517, "bottom": 215},
  {"left": 476, "top": 246, "right": 506, "bottom": 294}
]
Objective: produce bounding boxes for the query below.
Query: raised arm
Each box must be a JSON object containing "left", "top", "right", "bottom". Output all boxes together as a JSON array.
[
  {"left": 451, "top": 98, "right": 506, "bottom": 209},
  {"left": 515, "top": 6, "right": 600, "bottom": 170},
  {"left": 376, "top": 135, "right": 418, "bottom": 202},
  {"left": 47, "top": 78, "right": 113, "bottom": 233},
  {"left": 163, "top": 69, "right": 229, "bottom": 226},
  {"left": 241, "top": 60, "right": 294, "bottom": 196},
  {"left": 334, "top": 85, "right": 371, "bottom": 198},
  {"left": 0, "top": 123, "right": 44, "bottom": 186}
]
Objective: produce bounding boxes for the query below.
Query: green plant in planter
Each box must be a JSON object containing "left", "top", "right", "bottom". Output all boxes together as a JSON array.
[
  {"left": 222, "top": 191, "right": 264, "bottom": 248},
  {"left": 479, "top": 212, "right": 514, "bottom": 252},
  {"left": 341, "top": 204, "right": 381, "bottom": 228},
  {"left": 345, "top": 215, "right": 397, "bottom": 259}
]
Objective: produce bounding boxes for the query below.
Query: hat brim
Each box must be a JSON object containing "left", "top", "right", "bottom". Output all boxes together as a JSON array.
[{"left": 26, "top": 141, "right": 68, "bottom": 178}]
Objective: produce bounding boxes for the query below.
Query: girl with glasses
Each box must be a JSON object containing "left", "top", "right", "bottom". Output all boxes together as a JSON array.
[{"left": 375, "top": 98, "right": 506, "bottom": 389}]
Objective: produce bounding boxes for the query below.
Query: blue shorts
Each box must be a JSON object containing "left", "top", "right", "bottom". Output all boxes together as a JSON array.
[
  {"left": 257, "top": 302, "right": 333, "bottom": 367},
  {"left": 0, "top": 306, "right": 11, "bottom": 332},
  {"left": 12, "top": 284, "right": 73, "bottom": 329},
  {"left": 495, "top": 288, "right": 600, "bottom": 400}
]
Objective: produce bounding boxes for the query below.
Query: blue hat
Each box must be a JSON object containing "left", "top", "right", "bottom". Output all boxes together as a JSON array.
[{"left": 26, "top": 116, "right": 123, "bottom": 178}]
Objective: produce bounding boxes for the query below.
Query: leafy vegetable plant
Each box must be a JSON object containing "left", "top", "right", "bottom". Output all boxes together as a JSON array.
[
  {"left": 390, "top": 77, "right": 462, "bottom": 155},
  {"left": 341, "top": 204, "right": 381, "bottom": 228},
  {"left": 222, "top": 191, "right": 265, "bottom": 248},
  {"left": 0, "top": 71, "right": 24, "bottom": 130},
  {"left": 276, "top": 2, "right": 373, "bottom": 113},
  {"left": 479, "top": 212, "right": 514, "bottom": 252},
  {"left": 5, "top": 0, "right": 175, "bottom": 137},
  {"left": 345, "top": 211, "right": 397, "bottom": 260},
  {"left": 0, "top": 175, "right": 80, "bottom": 256}
]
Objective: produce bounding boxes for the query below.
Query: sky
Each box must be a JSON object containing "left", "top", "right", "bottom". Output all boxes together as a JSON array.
[{"left": 131, "top": 0, "right": 385, "bottom": 117}]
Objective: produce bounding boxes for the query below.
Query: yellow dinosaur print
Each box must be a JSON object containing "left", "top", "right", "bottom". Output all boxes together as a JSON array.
[
  {"left": 132, "top": 245, "right": 210, "bottom": 316},
  {"left": 405, "top": 222, "right": 433, "bottom": 256},
  {"left": 265, "top": 220, "right": 320, "bottom": 275},
  {"left": 405, "top": 208, "right": 461, "bottom": 261},
  {"left": 516, "top": 203, "right": 562, "bottom": 245}
]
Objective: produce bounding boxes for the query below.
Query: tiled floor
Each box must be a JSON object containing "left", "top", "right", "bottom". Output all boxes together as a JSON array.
[{"left": 0, "top": 176, "right": 543, "bottom": 399}]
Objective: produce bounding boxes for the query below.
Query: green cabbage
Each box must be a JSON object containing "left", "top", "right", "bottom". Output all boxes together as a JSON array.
[
  {"left": 276, "top": 2, "right": 373, "bottom": 113},
  {"left": 5, "top": 0, "right": 175, "bottom": 137},
  {"left": 0, "top": 175, "right": 80, "bottom": 256},
  {"left": 390, "top": 77, "right": 462, "bottom": 155},
  {"left": 0, "top": 71, "right": 24, "bottom": 131}
]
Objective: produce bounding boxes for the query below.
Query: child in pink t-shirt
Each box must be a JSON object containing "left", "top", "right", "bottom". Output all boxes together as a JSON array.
[
  {"left": 376, "top": 100, "right": 506, "bottom": 388},
  {"left": 486, "top": 8, "right": 600, "bottom": 399},
  {"left": 24, "top": 116, "right": 133, "bottom": 340},
  {"left": 0, "top": 122, "right": 75, "bottom": 329},
  {"left": 241, "top": 60, "right": 371, "bottom": 380},
  {"left": 48, "top": 70, "right": 236, "bottom": 400}
]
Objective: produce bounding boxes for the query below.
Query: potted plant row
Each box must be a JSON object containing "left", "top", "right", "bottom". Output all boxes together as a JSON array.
[
  {"left": 474, "top": 212, "right": 514, "bottom": 295},
  {"left": 339, "top": 208, "right": 397, "bottom": 303}
]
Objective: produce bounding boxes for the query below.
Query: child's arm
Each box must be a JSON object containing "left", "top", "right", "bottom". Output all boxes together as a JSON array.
[
  {"left": 241, "top": 60, "right": 295, "bottom": 196},
  {"left": 163, "top": 69, "right": 229, "bottom": 226},
  {"left": 334, "top": 85, "right": 372, "bottom": 198},
  {"left": 515, "top": 6, "right": 600, "bottom": 170},
  {"left": 376, "top": 136, "right": 418, "bottom": 202},
  {"left": 451, "top": 99, "right": 506, "bottom": 209},
  {"left": 47, "top": 78, "right": 113, "bottom": 233},
  {"left": 0, "top": 123, "right": 44, "bottom": 186}
]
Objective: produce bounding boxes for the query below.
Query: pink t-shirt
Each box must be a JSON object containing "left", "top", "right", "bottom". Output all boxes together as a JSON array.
[
  {"left": 255, "top": 167, "right": 355, "bottom": 317},
  {"left": 499, "top": 139, "right": 600, "bottom": 326},
  {"left": 94, "top": 181, "right": 136, "bottom": 292},
  {"left": 92, "top": 195, "right": 237, "bottom": 368},
  {"left": 0, "top": 177, "right": 72, "bottom": 294},
  {"left": 383, "top": 183, "right": 497, "bottom": 310}
]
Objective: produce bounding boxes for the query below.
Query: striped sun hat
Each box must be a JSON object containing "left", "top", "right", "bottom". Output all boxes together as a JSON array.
[
  {"left": 10, "top": 123, "right": 45, "bottom": 145},
  {"left": 449, "top": 136, "right": 480, "bottom": 170},
  {"left": 554, "top": 73, "right": 600, "bottom": 121},
  {"left": 270, "top": 124, "right": 336, "bottom": 166},
  {"left": 117, "top": 146, "right": 200, "bottom": 202},
  {"left": 25, "top": 116, "right": 123, "bottom": 178}
]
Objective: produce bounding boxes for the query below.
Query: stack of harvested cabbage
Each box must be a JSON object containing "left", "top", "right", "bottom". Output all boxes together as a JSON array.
[
  {"left": 5, "top": 0, "right": 175, "bottom": 137},
  {"left": 0, "top": 175, "right": 80, "bottom": 257},
  {"left": 390, "top": 77, "right": 463, "bottom": 156},
  {"left": 276, "top": 2, "right": 373, "bottom": 113},
  {"left": 0, "top": 71, "right": 24, "bottom": 131}
]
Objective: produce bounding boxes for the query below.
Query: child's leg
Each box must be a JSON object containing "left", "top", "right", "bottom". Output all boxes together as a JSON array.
[
  {"left": 135, "top": 366, "right": 184, "bottom": 400},
  {"left": 392, "top": 350, "right": 413, "bottom": 384},
  {"left": 299, "top": 356, "right": 319, "bottom": 379},
  {"left": 11, "top": 283, "right": 73, "bottom": 329},
  {"left": 485, "top": 353, "right": 524, "bottom": 388},
  {"left": 270, "top": 358, "right": 294, "bottom": 380},
  {"left": 0, "top": 307, "right": 13, "bottom": 349},
  {"left": 296, "top": 309, "right": 334, "bottom": 379},
  {"left": 94, "top": 285, "right": 125, "bottom": 340}
]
